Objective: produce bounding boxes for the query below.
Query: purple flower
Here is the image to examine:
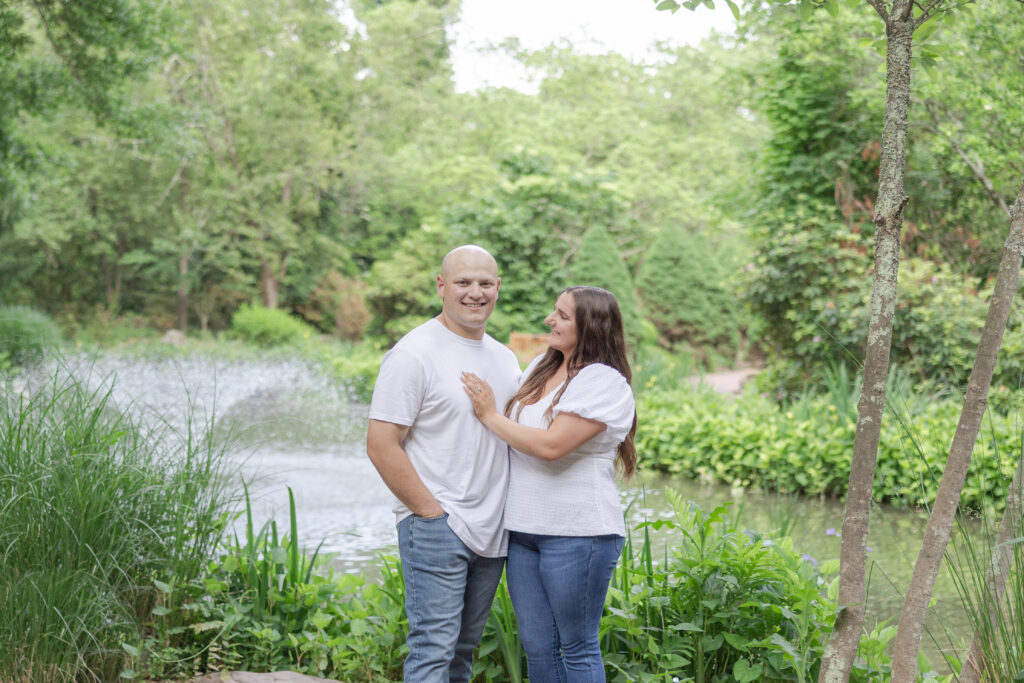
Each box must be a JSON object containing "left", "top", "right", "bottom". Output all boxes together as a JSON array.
[
  {"left": 825, "top": 527, "right": 837, "bottom": 536},
  {"left": 802, "top": 553, "right": 818, "bottom": 566},
  {"left": 813, "top": 335, "right": 822, "bottom": 343}
]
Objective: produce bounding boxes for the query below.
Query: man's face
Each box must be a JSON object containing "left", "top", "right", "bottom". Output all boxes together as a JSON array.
[{"left": 437, "top": 250, "right": 500, "bottom": 339}]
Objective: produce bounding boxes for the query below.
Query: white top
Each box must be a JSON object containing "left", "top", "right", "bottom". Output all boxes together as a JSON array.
[
  {"left": 369, "top": 318, "right": 522, "bottom": 557},
  {"left": 504, "top": 358, "right": 635, "bottom": 537}
]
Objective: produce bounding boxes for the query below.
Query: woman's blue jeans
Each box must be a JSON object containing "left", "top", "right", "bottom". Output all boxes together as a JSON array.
[
  {"left": 398, "top": 513, "right": 505, "bottom": 683},
  {"left": 507, "top": 531, "right": 624, "bottom": 683}
]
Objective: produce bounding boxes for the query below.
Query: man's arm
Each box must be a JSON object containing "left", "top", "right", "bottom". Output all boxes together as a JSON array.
[{"left": 366, "top": 419, "right": 445, "bottom": 518}]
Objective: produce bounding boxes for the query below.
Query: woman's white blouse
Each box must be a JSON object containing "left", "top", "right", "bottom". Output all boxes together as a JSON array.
[{"left": 503, "top": 360, "right": 635, "bottom": 537}]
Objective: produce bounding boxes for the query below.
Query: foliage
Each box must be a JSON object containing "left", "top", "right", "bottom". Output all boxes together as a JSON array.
[
  {"left": 363, "top": 224, "right": 449, "bottom": 344},
  {"left": 447, "top": 150, "right": 634, "bottom": 337},
  {"left": 751, "top": 3, "right": 883, "bottom": 215},
  {"left": 303, "top": 340, "right": 384, "bottom": 403},
  {"left": 136, "top": 487, "right": 408, "bottom": 681},
  {"left": 745, "top": 199, "right": 1024, "bottom": 393},
  {"left": 604, "top": 494, "right": 846, "bottom": 682},
  {"left": 570, "top": 224, "right": 645, "bottom": 347},
  {"left": 636, "top": 383, "right": 1022, "bottom": 516},
  {"left": 0, "top": 305, "right": 63, "bottom": 365},
  {"left": 0, "top": 369, "right": 231, "bottom": 681},
  {"left": 229, "top": 304, "right": 316, "bottom": 348},
  {"left": 636, "top": 225, "right": 747, "bottom": 364}
]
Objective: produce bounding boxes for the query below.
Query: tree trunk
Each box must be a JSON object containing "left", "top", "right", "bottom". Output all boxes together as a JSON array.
[
  {"left": 817, "top": 8, "right": 915, "bottom": 683},
  {"left": 890, "top": 179, "right": 1024, "bottom": 683},
  {"left": 960, "top": 452, "right": 1024, "bottom": 683},
  {"left": 177, "top": 251, "right": 190, "bottom": 331},
  {"left": 260, "top": 257, "right": 278, "bottom": 309}
]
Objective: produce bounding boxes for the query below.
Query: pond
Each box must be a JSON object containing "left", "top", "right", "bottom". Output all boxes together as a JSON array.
[{"left": 54, "top": 351, "right": 978, "bottom": 671}]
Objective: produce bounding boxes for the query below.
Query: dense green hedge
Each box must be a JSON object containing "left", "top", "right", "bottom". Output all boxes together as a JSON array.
[{"left": 636, "top": 386, "right": 1021, "bottom": 514}]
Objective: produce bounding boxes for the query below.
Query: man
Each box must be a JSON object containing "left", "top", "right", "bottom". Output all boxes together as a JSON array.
[{"left": 366, "top": 244, "right": 521, "bottom": 682}]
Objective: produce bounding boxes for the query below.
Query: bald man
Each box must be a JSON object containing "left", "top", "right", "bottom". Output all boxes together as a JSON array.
[{"left": 367, "top": 245, "right": 521, "bottom": 682}]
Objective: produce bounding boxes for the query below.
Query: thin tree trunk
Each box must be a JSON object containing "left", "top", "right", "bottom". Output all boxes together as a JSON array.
[
  {"left": 960, "top": 451, "right": 1024, "bottom": 683},
  {"left": 890, "top": 180, "right": 1024, "bottom": 683},
  {"left": 177, "top": 251, "right": 190, "bottom": 331},
  {"left": 817, "top": 7, "right": 915, "bottom": 683}
]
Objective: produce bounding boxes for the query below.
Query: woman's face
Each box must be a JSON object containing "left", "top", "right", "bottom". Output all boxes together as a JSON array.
[{"left": 544, "top": 291, "right": 578, "bottom": 356}]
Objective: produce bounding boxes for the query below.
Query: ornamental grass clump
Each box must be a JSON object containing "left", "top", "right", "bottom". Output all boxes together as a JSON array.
[{"left": 0, "top": 370, "right": 231, "bottom": 682}]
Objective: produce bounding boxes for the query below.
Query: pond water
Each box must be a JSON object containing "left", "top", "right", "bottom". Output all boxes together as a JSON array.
[{"left": 47, "top": 351, "right": 981, "bottom": 670}]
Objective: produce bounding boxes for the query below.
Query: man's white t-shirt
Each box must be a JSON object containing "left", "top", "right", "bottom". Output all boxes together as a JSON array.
[{"left": 368, "top": 318, "right": 522, "bottom": 558}]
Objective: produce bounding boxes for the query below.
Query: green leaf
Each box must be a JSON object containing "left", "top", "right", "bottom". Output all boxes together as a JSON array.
[
  {"left": 656, "top": 0, "right": 681, "bottom": 11},
  {"left": 724, "top": 0, "right": 741, "bottom": 20},
  {"left": 121, "top": 642, "right": 140, "bottom": 657},
  {"left": 734, "top": 658, "right": 764, "bottom": 683},
  {"left": 153, "top": 579, "right": 171, "bottom": 594}
]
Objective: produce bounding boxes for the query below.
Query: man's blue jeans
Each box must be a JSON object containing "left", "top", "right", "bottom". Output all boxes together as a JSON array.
[
  {"left": 507, "top": 531, "right": 624, "bottom": 683},
  {"left": 397, "top": 513, "right": 505, "bottom": 683}
]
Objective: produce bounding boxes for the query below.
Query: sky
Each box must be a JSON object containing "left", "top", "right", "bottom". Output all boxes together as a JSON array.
[{"left": 448, "top": 0, "right": 737, "bottom": 92}]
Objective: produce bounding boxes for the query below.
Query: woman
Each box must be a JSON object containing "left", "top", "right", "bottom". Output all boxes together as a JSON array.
[{"left": 461, "top": 285, "right": 636, "bottom": 682}]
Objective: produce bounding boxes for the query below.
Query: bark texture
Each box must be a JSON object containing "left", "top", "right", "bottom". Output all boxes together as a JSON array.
[
  {"left": 817, "top": 7, "right": 915, "bottom": 683},
  {"left": 890, "top": 180, "right": 1024, "bottom": 683}
]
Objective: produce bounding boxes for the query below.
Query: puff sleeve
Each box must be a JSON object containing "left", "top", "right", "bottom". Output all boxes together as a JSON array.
[{"left": 551, "top": 364, "right": 635, "bottom": 442}]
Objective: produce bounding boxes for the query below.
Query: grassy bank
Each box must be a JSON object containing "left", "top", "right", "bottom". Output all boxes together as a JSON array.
[{"left": 0, "top": 370, "right": 233, "bottom": 681}]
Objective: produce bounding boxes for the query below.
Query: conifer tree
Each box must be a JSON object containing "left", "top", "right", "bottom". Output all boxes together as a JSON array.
[
  {"left": 571, "top": 225, "right": 644, "bottom": 347},
  {"left": 636, "top": 226, "right": 742, "bottom": 361}
]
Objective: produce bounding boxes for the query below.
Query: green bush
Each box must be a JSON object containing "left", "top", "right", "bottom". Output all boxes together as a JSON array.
[
  {"left": 571, "top": 224, "right": 645, "bottom": 347},
  {"left": 636, "top": 384, "right": 1020, "bottom": 515},
  {"left": 137, "top": 488, "right": 408, "bottom": 681},
  {"left": 604, "top": 494, "right": 840, "bottom": 682},
  {"left": 0, "top": 306, "right": 63, "bottom": 365},
  {"left": 636, "top": 226, "right": 746, "bottom": 364},
  {"left": 230, "top": 304, "right": 316, "bottom": 347}
]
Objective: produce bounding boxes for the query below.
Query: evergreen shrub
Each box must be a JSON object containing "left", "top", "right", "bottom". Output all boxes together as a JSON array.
[
  {"left": 0, "top": 306, "right": 63, "bottom": 365},
  {"left": 571, "top": 224, "right": 645, "bottom": 347},
  {"left": 230, "top": 304, "right": 314, "bottom": 347},
  {"left": 637, "top": 226, "right": 746, "bottom": 363}
]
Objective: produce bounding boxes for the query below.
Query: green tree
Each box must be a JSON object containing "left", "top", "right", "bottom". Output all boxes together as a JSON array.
[
  {"left": 570, "top": 225, "right": 644, "bottom": 348},
  {"left": 636, "top": 225, "right": 744, "bottom": 364}
]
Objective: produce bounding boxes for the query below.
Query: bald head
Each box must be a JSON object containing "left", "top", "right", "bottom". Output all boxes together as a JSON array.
[
  {"left": 436, "top": 245, "right": 500, "bottom": 340},
  {"left": 441, "top": 245, "right": 498, "bottom": 279}
]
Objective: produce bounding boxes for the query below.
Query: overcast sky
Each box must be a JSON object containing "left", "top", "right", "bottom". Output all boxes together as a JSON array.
[{"left": 448, "top": 0, "right": 737, "bottom": 92}]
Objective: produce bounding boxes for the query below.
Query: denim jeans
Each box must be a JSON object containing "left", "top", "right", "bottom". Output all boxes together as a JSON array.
[
  {"left": 506, "top": 531, "right": 624, "bottom": 683},
  {"left": 397, "top": 513, "right": 505, "bottom": 683}
]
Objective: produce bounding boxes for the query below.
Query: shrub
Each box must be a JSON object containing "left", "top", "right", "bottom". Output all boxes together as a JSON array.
[
  {"left": 604, "top": 494, "right": 840, "bottom": 682},
  {"left": 137, "top": 488, "right": 408, "bottom": 681},
  {"left": 230, "top": 303, "right": 315, "bottom": 347},
  {"left": 571, "top": 224, "right": 645, "bottom": 348},
  {"left": 636, "top": 384, "right": 1020, "bottom": 515},
  {"left": 636, "top": 226, "right": 746, "bottom": 364},
  {"left": 0, "top": 306, "right": 63, "bottom": 365}
]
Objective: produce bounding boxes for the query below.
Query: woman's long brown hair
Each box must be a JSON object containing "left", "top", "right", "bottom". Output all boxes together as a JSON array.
[{"left": 505, "top": 286, "right": 637, "bottom": 478}]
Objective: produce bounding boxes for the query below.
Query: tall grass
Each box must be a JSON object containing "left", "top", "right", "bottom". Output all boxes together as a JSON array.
[
  {"left": 0, "top": 368, "right": 232, "bottom": 681},
  {"left": 944, "top": 434, "right": 1024, "bottom": 682}
]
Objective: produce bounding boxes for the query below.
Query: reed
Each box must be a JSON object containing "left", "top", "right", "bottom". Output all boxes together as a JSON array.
[{"left": 0, "top": 368, "right": 232, "bottom": 681}]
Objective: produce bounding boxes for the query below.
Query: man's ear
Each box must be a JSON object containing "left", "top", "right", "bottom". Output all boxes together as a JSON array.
[
  {"left": 495, "top": 277, "right": 501, "bottom": 296},
  {"left": 436, "top": 274, "right": 444, "bottom": 297}
]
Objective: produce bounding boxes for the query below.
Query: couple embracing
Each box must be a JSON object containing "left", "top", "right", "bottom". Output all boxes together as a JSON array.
[{"left": 367, "top": 244, "right": 637, "bottom": 682}]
